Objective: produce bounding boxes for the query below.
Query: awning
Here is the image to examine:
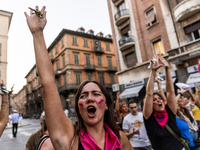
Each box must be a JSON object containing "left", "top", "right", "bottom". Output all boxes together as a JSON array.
[
  {"left": 186, "top": 72, "right": 200, "bottom": 87},
  {"left": 154, "top": 78, "right": 176, "bottom": 92},
  {"left": 120, "top": 85, "right": 144, "bottom": 99}
]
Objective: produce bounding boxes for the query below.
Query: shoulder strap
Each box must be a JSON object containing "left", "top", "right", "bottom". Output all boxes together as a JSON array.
[
  {"left": 34, "top": 135, "right": 50, "bottom": 150},
  {"left": 165, "top": 124, "right": 190, "bottom": 150}
]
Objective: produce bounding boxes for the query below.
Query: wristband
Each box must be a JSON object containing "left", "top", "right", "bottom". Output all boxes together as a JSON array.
[{"left": 178, "top": 92, "right": 183, "bottom": 96}]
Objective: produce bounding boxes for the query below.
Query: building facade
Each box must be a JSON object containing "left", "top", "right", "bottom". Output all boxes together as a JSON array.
[
  {"left": 0, "top": 10, "right": 12, "bottom": 109},
  {"left": 24, "top": 27, "right": 118, "bottom": 116},
  {"left": 107, "top": 0, "right": 200, "bottom": 103}
]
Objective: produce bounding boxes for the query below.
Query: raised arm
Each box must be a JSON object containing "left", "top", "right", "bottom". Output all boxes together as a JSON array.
[
  {"left": 143, "top": 55, "right": 163, "bottom": 119},
  {"left": 155, "top": 77, "right": 166, "bottom": 104},
  {"left": 158, "top": 55, "right": 176, "bottom": 114},
  {"left": 115, "top": 91, "right": 121, "bottom": 123},
  {"left": 24, "top": 6, "right": 74, "bottom": 149},
  {"left": 0, "top": 92, "right": 9, "bottom": 137}
]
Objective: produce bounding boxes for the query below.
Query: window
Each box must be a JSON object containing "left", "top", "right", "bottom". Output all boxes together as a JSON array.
[
  {"left": 145, "top": 7, "right": 157, "bottom": 27},
  {"left": 125, "top": 52, "right": 135, "bottom": 67},
  {"left": 97, "top": 56, "right": 102, "bottom": 67},
  {"left": 94, "top": 41, "right": 102, "bottom": 51},
  {"left": 57, "top": 78, "right": 60, "bottom": 88},
  {"left": 72, "top": 36, "right": 78, "bottom": 45},
  {"left": 75, "top": 73, "right": 81, "bottom": 85},
  {"left": 62, "top": 54, "right": 65, "bottom": 68},
  {"left": 90, "top": 31, "right": 94, "bottom": 35},
  {"left": 55, "top": 45, "right": 58, "bottom": 54},
  {"left": 0, "top": 43, "right": 1, "bottom": 56},
  {"left": 152, "top": 39, "right": 165, "bottom": 55},
  {"left": 61, "top": 38, "right": 64, "bottom": 48},
  {"left": 99, "top": 73, "right": 104, "bottom": 85},
  {"left": 110, "top": 74, "right": 115, "bottom": 84},
  {"left": 64, "top": 73, "right": 67, "bottom": 85},
  {"left": 56, "top": 60, "right": 59, "bottom": 70},
  {"left": 117, "top": 2, "right": 126, "bottom": 16},
  {"left": 73, "top": 53, "right": 79, "bottom": 65},
  {"left": 99, "top": 33, "right": 103, "bottom": 37},
  {"left": 80, "top": 28, "right": 84, "bottom": 33},
  {"left": 106, "top": 43, "right": 110, "bottom": 51},
  {"left": 87, "top": 73, "right": 92, "bottom": 81},
  {"left": 107, "top": 57, "right": 113, "bottom": 68},
  {"left": 85, "top": 54, "right": 91, "bottom": 67},
  {"left": 83, "top": 38, "right": 88, "bottom": 47},
  {"left": 38, "top": 78, "right": 41, "bottom": 85},
  {"left": 50, "top": 50, "right": 53, "bottom": 59},
  {"left": 184, "top": 21, "right": 200, "bottom": 42}
]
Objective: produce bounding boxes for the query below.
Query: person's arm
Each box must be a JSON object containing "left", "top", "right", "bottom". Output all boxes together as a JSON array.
[
  {"left": 175, "top": 87, "right": 186, "bottom": 102},
  {"left": 24, "top": 6, "right": 74, "bottom": 149},
  {"left": 119, "top": 131, "right": 134, "bottom": 150},
  {"left": 143, "top": 55, "right": 163, "bottom": 119},
  {"left": 0, "top": 93, "right": 9, "bottom": 137},
  {"left": 158, "top": 55, "right": 176, "bottom": 114},
  {"left": 115, "top": 91, "right": 122, "bottom": 123},
  {"left": 123, "top": 128, "right": 139, "bottom": 138},
  {"left": 155, "top": 77, "right": 166, "bottom": 103}
]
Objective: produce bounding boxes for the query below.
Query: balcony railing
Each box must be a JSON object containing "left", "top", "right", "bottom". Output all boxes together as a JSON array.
[
  {"left": 106, "top": 66, "right": 117, "bottom": 72},
  {"left": 58, "top": 84, "right": 79, "bottom": 92},
  {"left": 167, "top": 39, "right": 200, "bottom": 64},
  {"left": 84, "top": 65, "right": 96, "bottom": 71},
  {"left": 94, "top": 48, "right": 104, "bottom": 54},
  {"left": 114, "top": 9, "right": 130, "bottom": 26},
  {"left": 119, "top": 35, "right": 135, "bottom": 51}
]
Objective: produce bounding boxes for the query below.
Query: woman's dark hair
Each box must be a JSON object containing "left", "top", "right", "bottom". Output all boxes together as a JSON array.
[
  {"left": 177, "top": 108, "right": 192, "bottom": 120},
  {"left": 153, "top": 92, "right": 166, "bottom": 103},
  {"left": 74, "top": 80, "right": 120, "bottom": 138}
]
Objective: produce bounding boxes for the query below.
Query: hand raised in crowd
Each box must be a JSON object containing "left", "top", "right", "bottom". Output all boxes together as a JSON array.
[
  {"left": 195, "top": 85, "right": 200, "bottom": 93},
  {"left": 155, "top": 76, "right": 161, "bottom": 84},
  {"left": 158, "top": 55, "right": 169, "bottom": 68},
  {"left": 117, "top": 91, "right": 120, "bottom": 100},
  {"left": 150, "top": 55, "right": 164, "bottom": 71},
  {"left": 177, "top": 87, "right": 187, "bottom": 94},
  {"left": 24, "top": 6, "right": 47, "bottom": 34}
]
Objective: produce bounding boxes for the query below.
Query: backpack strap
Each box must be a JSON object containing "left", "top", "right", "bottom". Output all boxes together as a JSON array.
[
  {"left": 165, "top": 124, "right": 190, "bottom": 150},
  {"left": 34, "top": 135, "right": 50, "bottom": 150}
]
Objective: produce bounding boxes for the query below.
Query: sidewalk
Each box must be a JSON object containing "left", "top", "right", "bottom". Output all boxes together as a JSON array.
[{"left": 5, "top": 118, "right": 31, "bottom": 129}]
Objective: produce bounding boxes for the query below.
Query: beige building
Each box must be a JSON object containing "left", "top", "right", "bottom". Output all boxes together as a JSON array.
[
  {"left": 0, "top": 10, "right": 12, "bottom": 108},
  {"left": 107, "top": 0, "right": 200, "bottom": 102},
  {"left": 11, "top": 86, "right": 26, "bottom": 115}
]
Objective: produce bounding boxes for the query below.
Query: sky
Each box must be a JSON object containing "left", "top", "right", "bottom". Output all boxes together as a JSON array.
[{"left": 0, "top": 0, "right": 112, "bottom": 94}]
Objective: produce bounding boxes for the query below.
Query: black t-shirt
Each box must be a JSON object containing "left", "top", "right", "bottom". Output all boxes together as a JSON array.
[{"left": 143, "top": 105, "right": 183, "bottom": 150}]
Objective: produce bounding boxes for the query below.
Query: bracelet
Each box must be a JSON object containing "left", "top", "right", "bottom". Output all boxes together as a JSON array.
[{"left": 178, "top": 92, "right": 183, "bottom": 96}]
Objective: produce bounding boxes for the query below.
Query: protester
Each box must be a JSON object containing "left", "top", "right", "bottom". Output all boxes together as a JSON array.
[
  {"left": 34, "top": 111, "right": 54, "bottom": 150},
  {"left": 176, "top": 88, "right": 200, "bottom": 150},
  {"left": 123, "top": 100, "right": 151, "bottom": 150},
  {"left": 26, "top": 112, "right": 45, "bottom": 150},
  {"left": 24, "top": 6, "right": 133, "bottom": 150},
  {"left": 143, "top": 55, "right": 186, "bottom": 150},
  {"left": 115, "top": 91, "right": 128, "bottom": 129},
  {"left": 0, "top": 81, "right": 9, "bottom": 137},
  {"left": 11, "top": 109, "right": 19, "bottom": 137}
]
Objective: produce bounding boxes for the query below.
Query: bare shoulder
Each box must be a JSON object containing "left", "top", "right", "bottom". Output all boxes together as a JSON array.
[{"left": 119, "top": 130, "right": 133, "bottom": 150}]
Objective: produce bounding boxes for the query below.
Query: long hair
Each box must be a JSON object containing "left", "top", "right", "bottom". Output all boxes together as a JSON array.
[{"left": 74, "top": 80, "right": 120, "bottom": 138}]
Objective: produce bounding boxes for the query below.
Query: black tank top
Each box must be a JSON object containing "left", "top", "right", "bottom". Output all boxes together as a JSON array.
[
  {"left": 34, "top": 135, "right": 50, "bottom": 150},
  {"left": 118, "top": 116, "right": 124, "bottom": 129}
]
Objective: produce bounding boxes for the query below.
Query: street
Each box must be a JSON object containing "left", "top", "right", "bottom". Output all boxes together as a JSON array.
[{"left": 0, "top": 117, "right": 77, "bottom": 150}]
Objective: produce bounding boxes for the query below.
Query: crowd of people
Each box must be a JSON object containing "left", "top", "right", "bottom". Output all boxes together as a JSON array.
[{"left": 0, "top": 5, "right": 200, "bottom": 150}]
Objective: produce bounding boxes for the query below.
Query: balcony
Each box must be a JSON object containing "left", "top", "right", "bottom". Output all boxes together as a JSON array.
[
  {"left": 167, "top": 39, "right": 200, "bottom": 64},
  {"left": 119, "top": 35, "right": 135, "bottom": 51},
  {"left": 84, "top": 65, "right": 96, "bottom": 71},
  {"left": 112, "top": 0, "right": 124, "bottom": 6},
  {"left": 106, "top": 66, "right": 117, "bottom": 72},
  {"left": 174, "top": 0, "right": 200, "bottom": 22},
  {"left": 58, "top": 84, "right": 79, "bottom": 92},
  {"left": 94, "top": 48, "right": 104, "bottom": 54},
  {"left": 115, "top": 9, "right": 130, "bottom": 26}
]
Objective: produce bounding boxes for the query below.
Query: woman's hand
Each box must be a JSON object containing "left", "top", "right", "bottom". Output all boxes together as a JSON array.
[
  {"left": 24, "top": 6, "right": 47, "bottom": 34},
  {"left": 150, "top": 55, "right": 163, "bottom": 71},
  {"left": 117, "top": 91, "right": 120, "bottom": 100},
  {"left": 158, "top": 55, "right": 169, "bottom": 68}
]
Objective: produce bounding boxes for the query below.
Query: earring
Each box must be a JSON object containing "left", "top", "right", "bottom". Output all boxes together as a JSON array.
[{"left": 105, "top": 107, "right": 108, "bottom": 110}]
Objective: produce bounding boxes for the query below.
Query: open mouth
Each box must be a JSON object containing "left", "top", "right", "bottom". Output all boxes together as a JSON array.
[
  {"left": 158, "top": 103, "right": 162, "bottom": 107},
  {"left": 87, "top": 106, "right": 96, "bottom": 117}
]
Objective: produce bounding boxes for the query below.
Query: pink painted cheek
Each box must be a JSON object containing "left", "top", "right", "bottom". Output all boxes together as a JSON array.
[
  {"left": 79, "top": 103, "right": 83, "bottom": 106},
  {"left": 98, "top": 99, "right": 104, "bottom": 104}
]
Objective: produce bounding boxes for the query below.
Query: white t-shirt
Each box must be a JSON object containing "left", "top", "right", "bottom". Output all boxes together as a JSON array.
[
  {"left": 64, "top": 109, "right": 69, "bottom": 117},
  {"left": 122, "top": 112, "right": 150, "bottom": 148}
]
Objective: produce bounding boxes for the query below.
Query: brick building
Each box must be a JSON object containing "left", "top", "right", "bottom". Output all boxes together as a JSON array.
[
  {"left": 24, "top": 27, "right": 118, "bottom": 116},
  {"left": 107, "top": 0, "right": 200, "bottom": 104}
]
